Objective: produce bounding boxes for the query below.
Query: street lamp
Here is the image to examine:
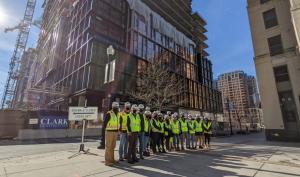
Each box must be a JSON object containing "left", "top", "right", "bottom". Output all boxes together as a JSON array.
[{"left": 225, "top": 97, "right": 233, "bottom": 135}]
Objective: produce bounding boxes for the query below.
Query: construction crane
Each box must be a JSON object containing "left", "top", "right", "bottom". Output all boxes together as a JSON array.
[{"left": 1, "top": 0, "right": 37, "bottom": 109}]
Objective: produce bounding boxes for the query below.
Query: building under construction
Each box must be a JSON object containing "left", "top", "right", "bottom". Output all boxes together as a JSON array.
[{"left": 30, "top": 0, "right": 223, "bottom": 114}]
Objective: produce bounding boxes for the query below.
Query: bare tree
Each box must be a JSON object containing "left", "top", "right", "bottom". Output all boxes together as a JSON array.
[{"left": 129, "top": 60, "right": 186, "bottom": 110}]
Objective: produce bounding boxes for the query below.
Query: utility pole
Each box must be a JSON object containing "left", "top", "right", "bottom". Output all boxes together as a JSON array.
[{"left": 226, "top": 97, "right": 233, "bottom": 135}]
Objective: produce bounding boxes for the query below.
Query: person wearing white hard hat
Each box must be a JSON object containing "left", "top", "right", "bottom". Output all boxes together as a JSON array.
[
  {"left": 150, "top": 111, "right": 161, "bottom": 153},
  {"left": 118, "top": 102, "right": 131, "bottom": 161},
  {"left": 158, "top": 112, "right": 166, "bottom": 153},
  {"left": 137, "top": 104, "right": 145, "bottom": 160},
  {"left": 127, "top": 104, "right": 140, "bottom": 164},
  {"left": 104, "top": 102, "right": 120, "bottom": 166},
  {"left": 188, "top": 114, "right": 196, "bottom": 149},
  {"left": 143, "top": 110, "right": 151, "bottom": 156},
  {"left": 171, "top": 113, "right": 181, "bottom": 151},
  {"left": 195, "top": 114, "right": 204, "bottom": 149},
  {"left": 179, "top": 113, "right": 188, "bottom": 150},
  {"left": 164, "top": 115, "right": 172, "bottom": 151},
  {"left": 203, "top": 117, "right": 212, "bottom": 149},
  {"left": 166, "top": 111, "right": 174, "bottom": 150}
]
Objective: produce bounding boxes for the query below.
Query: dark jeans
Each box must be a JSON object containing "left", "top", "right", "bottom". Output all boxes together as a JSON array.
[
  {"left": 204, "top": 133, "right": 211, "bottom": 145},
  {"left": 138, "top": 132, "right": 145, "bottom": 158},
  {"left": 165, "top": 136, "right": 171, "bottom": 150},
  {"left": 151, "top": 132, "right": 160, "bottom": 153},
  {"left": 159, "top": 133, "right": 165, "bottom": 151},
  {"left": 127, "top": 132, "right": 138, "bottom": 162}
]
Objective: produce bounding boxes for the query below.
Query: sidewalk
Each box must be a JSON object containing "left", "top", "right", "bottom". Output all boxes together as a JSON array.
[{"left": 0, "top": 133, "right": 299, "bottom": 177}]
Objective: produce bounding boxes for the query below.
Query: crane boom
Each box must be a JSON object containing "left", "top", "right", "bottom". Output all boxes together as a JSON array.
[{"left": 1, "top": 0, "right": 36, "bottom": 109}]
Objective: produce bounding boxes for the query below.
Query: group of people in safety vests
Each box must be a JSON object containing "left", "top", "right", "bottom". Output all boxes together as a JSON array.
[{"left": 103, "top": 102, "right": 213, "bottom": 166}]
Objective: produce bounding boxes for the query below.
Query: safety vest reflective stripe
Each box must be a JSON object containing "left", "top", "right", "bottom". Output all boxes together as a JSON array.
[
  {"left": 195, "top": 120, "right": 203, "bottom": 133},
  {"left": 151, "top": 119, "right": 160, "bottom": 133},
  {"left": 172, "top": 121, "right": 180, "bottom": 134},
  {"left": 128, "top": 113, "right": 140, "bottom": 133},
  {"left": 119, "top": 112, "right": 128, "bottom": 131},
  {"left": 106, "top": 111, "right": 118, "bottom": 130},
  {"left": 180, "top": 120, "right": 188, "bottom": 132}
]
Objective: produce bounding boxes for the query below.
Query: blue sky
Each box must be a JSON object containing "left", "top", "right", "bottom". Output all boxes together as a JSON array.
[
  {"left": 193, "top": 0, "right": 256, "bottom": 78},
  {"left": 0, "top": 0, "right": 256, "bottom": 99}
]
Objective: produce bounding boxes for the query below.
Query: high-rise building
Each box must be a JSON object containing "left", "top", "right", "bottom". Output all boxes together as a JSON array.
[
  {"left": 13, "top": 48, "right": 37, "bottom": 109},
  {"left": 31, "top": 0, "right": 223, "bottom": 114},
  {"left": 246, "top": 75, "right": 260, "bottom": 107},
  {"left": 248, "top": 0, "right": 300, "bottom": 141},
  {"left": 30, "top": 0, "right": 75, "bottom": 109},
  {"left": 217, "top": 71, "right": 262, "bottom": 130}
]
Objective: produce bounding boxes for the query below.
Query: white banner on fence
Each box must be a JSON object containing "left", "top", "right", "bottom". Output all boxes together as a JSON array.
[{"left": 69, "top": 107, "right": 98, "bottom": 121}]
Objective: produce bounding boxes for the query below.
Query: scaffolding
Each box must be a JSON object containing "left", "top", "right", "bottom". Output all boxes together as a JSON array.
[{"left": 1, "top": 0, "right": 36, "bottom": 109}]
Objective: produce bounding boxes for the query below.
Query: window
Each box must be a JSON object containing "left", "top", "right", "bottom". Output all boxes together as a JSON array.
[
  {"left": 268, "top": 35, "right": 283, "bottom": 56},
  {"left": 274, "top": 65, "right": 289, "bottom": 82},
  {"left": 104, "top": 59, "right": 116, "bottom": 84},
  {"left": 260, "top": 0, "right": 270, "bottom": 4},
  {"left": 263, "top": 8, "right": 278, "bottom": 29}
]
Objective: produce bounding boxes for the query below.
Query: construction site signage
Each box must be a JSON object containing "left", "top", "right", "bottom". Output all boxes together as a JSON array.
[{"left": 69, "top": 107, "right": 98, "bottom": 121}]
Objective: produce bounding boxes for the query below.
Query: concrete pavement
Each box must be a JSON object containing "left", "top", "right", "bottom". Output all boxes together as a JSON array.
[{"left": 0, "top": 132, "right": 299, "bottom": 177}]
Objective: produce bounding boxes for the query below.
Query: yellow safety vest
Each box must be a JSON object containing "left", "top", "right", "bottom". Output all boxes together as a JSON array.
[
  {"left": 106, "top": 111, "right": 119, "bottom": 131},
  {"left": 172, "top": 121, "right": 180, "bottom": 134},
  {"left": 189, "top": 120, "right": 195, "bottom": 134},
  {"left": 203, "top": 122, "right": 212, "bottom": 134},
  {"left": 128, "top": 113, "right": 140, "bottom": 133},
  {"left": 195, "top": 119, "right": 203, "bottom": 133},
  {"left": 151, "top": 119, "right": 160, "bottom": 133},
  {"left": 159, "top": 121, "right": 164, "bottom": 134},
  {"left": 180, "top": 120, "right": 188, "bottom": 133},
  {"left": 118, "top": 112, "right": 128, "bottom": 131},
  {"left": 144, "top": 115, "right": 150, "bottom": 133},
  {"left": 164, "top": 122, "right": 171, "bottom": 136}
]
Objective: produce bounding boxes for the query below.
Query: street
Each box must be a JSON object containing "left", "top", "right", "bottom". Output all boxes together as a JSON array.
[{"left": 0, "top": 133, "right": 299, "bottom": 177}]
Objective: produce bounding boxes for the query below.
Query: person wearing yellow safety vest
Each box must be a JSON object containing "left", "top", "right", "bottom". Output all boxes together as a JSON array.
[
  {"left": 166, "top": 111, "right": 174, "bottom": 150},
  {"left": 104, "top": 102, "right": 120, "bottom": 166},
  {"left": 150, "top": 111, "right": 161, "bottom": 154},
  {"left": 127, "top": 104, "right": 140, "bottom": 164},
  {"left": 195, "top": 114, "right": 204, "bottom": 149},
  {"left": 188, "top": 115, "right": 196, "bottom": 149},
  {"left": 137, "top": 104, "right": 145, "bottom": 160},
  {"left": 203, "top": 117, "right": 213, "bottom": 149},
  {"left": 158, "top": 112, "right": 167, "bottom": 153},
  {"left": 179, "top": 113, "right": 189, "bottom": 150},
  {"left": 143, "top": 110, "right": 151, "bottom": 157},
  {"left": 118, "top": 102, "right": 131, "bottom": 161},
  {"left": 171, "top": 113, "right": 181, "bottom": 151},
  {"left": 164, "top": 115, "right": 172, "bottom": 151}
]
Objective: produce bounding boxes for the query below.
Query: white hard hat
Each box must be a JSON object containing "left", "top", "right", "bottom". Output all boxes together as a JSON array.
[
  {"left": 131, "top": 104, "right": 138, "bottom": 110},
  {"left": 138, "top": 104, "right": 144, "bottom": 110},
  {"left": 145, "top": 106, "right": 151, "bottom": 111},
  {"left": 112, "top": 102, "right": 119, "bottom": 108},
  {"left": 167, "top": 111, "right": 171, "bottom": 115},
  {"left": 124, "top": 102, "right": 131, "bottom": 108},
  {"left": 145, "top": 111, "right": 151, "bottom": 116}
]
